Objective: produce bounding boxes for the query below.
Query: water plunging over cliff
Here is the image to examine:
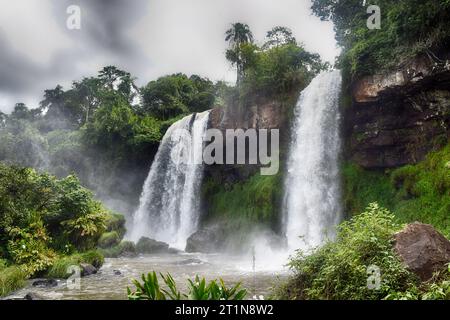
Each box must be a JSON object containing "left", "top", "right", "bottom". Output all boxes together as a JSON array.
[
  {"left": 128, "top": 111, "right": 210, "bottom": 249},
  {"left": 283, "top": 70, "right": 343, "bottom": 251}
]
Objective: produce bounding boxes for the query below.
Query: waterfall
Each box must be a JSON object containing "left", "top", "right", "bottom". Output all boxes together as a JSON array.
[
  {"left": 283, "top": 70, "right": 343, "bottom": 251},
  {"left": 128, "top": 110, "right": 210, "bottom": 249}
]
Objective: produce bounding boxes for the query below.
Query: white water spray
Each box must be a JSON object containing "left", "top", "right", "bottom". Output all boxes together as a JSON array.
[
  {"left": 283, "top": 70, "right": 343, "bottom": 252},
  {"left": 128, "top": 111, "right": 210, "bottom": 249}
]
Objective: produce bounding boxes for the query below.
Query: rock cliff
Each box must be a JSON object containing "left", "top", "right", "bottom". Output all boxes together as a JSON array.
[{"left": 344, "top": 53, "right": 450, "bottom": 168}]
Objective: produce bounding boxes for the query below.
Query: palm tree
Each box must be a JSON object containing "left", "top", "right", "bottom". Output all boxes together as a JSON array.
[{"left": 225, "top": 23, "right": 254, "bottom": 85}]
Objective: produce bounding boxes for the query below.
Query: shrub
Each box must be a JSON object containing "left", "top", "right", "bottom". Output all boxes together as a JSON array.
[
  {"left": 6, "top": 221, "right": 56, "bottom": 277},
  {"left": 277, "top": 203, "right": 419, "bottom": 300},
  {"left": 104, "top": 213, "right": 126, "bottom": 238},
  {"left": 46, "top": 250, "right": 104, "bottom": 279},
  {"left": 98, "top": 231, "right": 120, "bottom": 249},
  {"left": 0, "top": 164, "right": 108, "bottom": 254},
  {"left": 0, "top": 266, "right": 26, "bottom": 297},
  {"left": 127, "top": 271, "right": 247, "bottom": 300}
]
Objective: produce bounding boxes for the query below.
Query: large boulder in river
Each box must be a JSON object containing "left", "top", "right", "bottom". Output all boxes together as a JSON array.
[
  {"left": 136, "top": 237, "right": 170, "bottom": 254},
  {"left": 394, "top": 222, "right": 450, "bottom": 281},
  {"left": 185, "top": 225, "right": 226, "bottom": 253}
]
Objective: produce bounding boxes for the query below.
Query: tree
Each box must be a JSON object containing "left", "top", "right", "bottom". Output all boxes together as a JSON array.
[
  {"left": 225, "top": 23, "right": 254, "bottom": 85},
  {"left": 98, "top": 66, "right": 139, "bottom": 104},
  {"left": 70, "top": 77, "right": 102, "bottom": 124},
  {"left": 10, "top": 103, "right": 31, "bottom": 120},
  {"left": 141, "top": 74, "right": 216, "bottom": 120},
  {"left": 263, "top": 26, "right": 297, "bottom": 49},
  {"left": 0, "top": 112, "right": 6, "bottom": 128}
]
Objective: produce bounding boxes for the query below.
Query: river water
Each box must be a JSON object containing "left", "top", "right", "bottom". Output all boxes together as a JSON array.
[{"left": 6, "top": 253, "right": 289, "bottom": 300}]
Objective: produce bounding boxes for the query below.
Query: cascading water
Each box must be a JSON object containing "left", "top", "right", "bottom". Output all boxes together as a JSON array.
[
  {"left": 128, "top": 111, "right": 210, "bottom": 249},
  {"left": 283, "top": 70, "right": 343, "bottom": 252}
]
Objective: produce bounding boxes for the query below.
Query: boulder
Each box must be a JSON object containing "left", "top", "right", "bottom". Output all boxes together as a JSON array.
[
  {"left": 24, "top": 292, "right": 44, "bottom": 300},
  {"left": 394, "top": 222, "right": 450, "bottom": 281},
  {"left": 32, "top": 279, "right": 58, "bottom": 288},
  {"left": 167, "top": 247, "right": 182, "bottom": 254},
  {"left": 136, "top": 237, "right": 169, "bottom": 254},
  {"left": 174, "top": 258, "right": 205, "bottom": 265},
  {"left": 185, "top": 225, "right": 226, "bottom": 253},
  {"left": 113, "top": 269, "right": 122, "bottom": 276},
  {"left": 80, "top": 263, "right": 97, "bottom": 277}
]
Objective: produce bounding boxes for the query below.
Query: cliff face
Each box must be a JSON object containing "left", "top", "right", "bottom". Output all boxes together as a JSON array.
[
  {"left": 344, "top": 54, "right": 450, "bottom": 169},
  {"left": 205, "top": 95, "right": 296, "bottom": 184}
]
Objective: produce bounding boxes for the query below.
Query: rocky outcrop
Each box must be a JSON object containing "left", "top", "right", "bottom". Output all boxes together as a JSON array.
[
  {"left": 185, "top": 225, "right": 226, "bottom": 253},
  {"left": 32, "top": 279, "right": 58, "bottom": 288},
  {"left": 394, "top": 222, "right": 450, "bottom": 281},
  {"left": 136, "top": 237, "right": 171, "bottom": 254},
  {"left": 24, "top": 292, "right": 44, "bottom": 300},
  {"left": 345, "top": 53, "right": 450, "bottom": 168}
]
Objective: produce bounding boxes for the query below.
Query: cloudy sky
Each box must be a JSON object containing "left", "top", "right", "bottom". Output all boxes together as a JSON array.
[{"left": 0, "top": 0, "right": 339, "bottom": 113}]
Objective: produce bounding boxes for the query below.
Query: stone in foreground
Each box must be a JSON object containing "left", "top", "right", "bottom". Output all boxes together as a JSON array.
[{"left": 394, "top": 222, "right": 450, "bottom": 281}]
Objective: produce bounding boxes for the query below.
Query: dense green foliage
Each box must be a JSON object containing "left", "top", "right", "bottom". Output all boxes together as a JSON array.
[
  {"left": 128, "top": 271, "right": 247, "bottom": 300},
  {"left": 0, "top": 67, "right": 220, "bottom": 216},
  {"left": 204, "top": 172, "right": 282, "bottom": 227},
  {"left": 141, "top": 74, "right": 218, "bottom": 121},
  {"left": 343, "top": 144, "right": 450, "bottom": 237},
  {"left": 0, "top": 163, "right": 107, "bottom": 292},
  {"left": 311, "top": 0, "right": 450, "bottom": 77},
  {"left": 277, "top": 203, "right": 449, "bottom": 300}
]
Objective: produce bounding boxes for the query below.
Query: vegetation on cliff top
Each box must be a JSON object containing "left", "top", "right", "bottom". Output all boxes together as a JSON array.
[{"left": 311, "top": 0, "right": 450, "bottom": 77}]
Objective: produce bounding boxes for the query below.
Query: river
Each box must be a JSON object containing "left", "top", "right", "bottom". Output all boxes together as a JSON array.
[{"left": 6, "top": 253, "right": 289, "bottom": 300}]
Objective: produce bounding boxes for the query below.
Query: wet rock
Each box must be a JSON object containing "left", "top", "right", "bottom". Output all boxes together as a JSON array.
[
  {"left": 136, "top": 237, "right": 170, "bottom": 254},
  {"left": 185, "top": 225, "right": 226, "bottom": 253},
  {"left": 168, "top": 247, "right": 182, "bottom": 254},
  {"left": 113, "top": 269, "right": 122, "bottom": 276},
  {"left": 32, "top": 279, "right": 58, "bottom": 288},
  {"left": 24, "top": 292, "right": 45, "bottom": 300},
  {"left": 80, "top": 263, "right": 97, "bottom": 277},
  {"left": 345, "top": 53, "right": 450, "bottom": 169},
  {"left": 394, "top": 222, "right": 450, "bottom": 281},
  {"left": 175, "top": 258, "right": 204, "bottom": 265}
]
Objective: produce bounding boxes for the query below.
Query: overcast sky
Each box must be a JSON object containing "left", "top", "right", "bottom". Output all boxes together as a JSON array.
[{"left": 0, "top": 0, "right": 339, "bottom": 113}]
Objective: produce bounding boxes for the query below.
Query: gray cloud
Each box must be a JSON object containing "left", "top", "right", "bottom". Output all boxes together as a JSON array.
[
  {"left": 0, "top": 0, "right": 339, "bottom": 113},
  {"left": 51, "top": 0, "right": 148, "bottom": 57},
  {"left": 0, "top": 31, "right": 42, "bottom": 94}
]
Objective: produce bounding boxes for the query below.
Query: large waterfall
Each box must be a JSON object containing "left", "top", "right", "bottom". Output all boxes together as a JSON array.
[
  {"left": 283, "top": 70, "right": 343, "bottom": 251},
  {"left": 128, "top": 111, "right": 210, "bottom": 249}
]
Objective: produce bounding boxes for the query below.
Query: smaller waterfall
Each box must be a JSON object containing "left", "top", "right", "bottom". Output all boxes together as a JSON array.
[
  {"left": 128, "top": 111, "right": 210, "bottom": 249},
  {"left": 283, "top": 70, "right": 343, "bottom": 251}
]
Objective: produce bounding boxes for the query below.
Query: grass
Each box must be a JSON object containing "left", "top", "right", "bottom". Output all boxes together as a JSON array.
[
  {"left": 343, "top": 144, "right": 450, "bottom": 237},
  {"left": 205, "top": 171, "right": 283, "bottom": 226},
  {"left": 0, "top": 265, "right": 26, "bottom": 297},
  {"left": 45, "top": 250, "right": 104, "bottom": 279}
]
